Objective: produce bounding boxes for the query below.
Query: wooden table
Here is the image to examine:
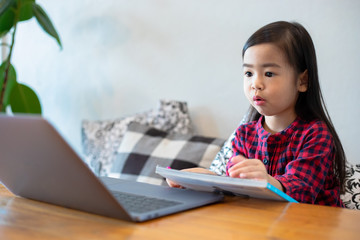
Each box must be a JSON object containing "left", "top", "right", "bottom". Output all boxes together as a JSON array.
[{"left": 0, "top": 184, "right": 359, "bottom": 240}]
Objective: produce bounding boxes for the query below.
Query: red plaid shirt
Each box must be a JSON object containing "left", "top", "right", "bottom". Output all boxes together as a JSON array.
[{"left": 227, "top": 116, "right": 342, "bottom": 207}]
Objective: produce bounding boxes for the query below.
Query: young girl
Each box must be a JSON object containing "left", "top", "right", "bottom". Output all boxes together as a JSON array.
[{"left": 167, "top": 21, "right": 346, "bottom": 206}]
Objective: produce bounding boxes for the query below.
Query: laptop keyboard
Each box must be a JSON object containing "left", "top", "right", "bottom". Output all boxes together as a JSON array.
[{"left": 111, "top": 191, "right": 182, "bottom": 214}]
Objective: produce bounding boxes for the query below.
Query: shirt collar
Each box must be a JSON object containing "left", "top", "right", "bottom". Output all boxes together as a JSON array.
[{"left": 257, "top": 115, "right": 303, "bottom": 142}]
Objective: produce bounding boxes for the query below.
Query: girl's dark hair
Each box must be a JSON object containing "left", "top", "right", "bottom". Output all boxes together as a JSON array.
[{"left": 242, "top": 21, "right": 346, "bottom": 193}]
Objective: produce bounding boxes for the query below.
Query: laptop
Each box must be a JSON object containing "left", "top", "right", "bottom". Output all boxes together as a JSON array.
[{"left": 0, "top": 115, "right": 223, "bottom": 222}]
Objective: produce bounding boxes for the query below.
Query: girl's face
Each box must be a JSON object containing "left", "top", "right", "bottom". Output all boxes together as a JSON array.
[{"left": 243, "top": 43, "right": 307, "bottom": 123}]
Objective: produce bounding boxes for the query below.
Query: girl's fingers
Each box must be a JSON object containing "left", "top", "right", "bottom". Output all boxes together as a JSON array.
[
  {"left": 166, "top": 179, "right": 184, "bottom": 188},
  {"left": 228, "top": 159, "right": 268, "bottom": 180},
  {"left": 230, "top": 155, "right": 247, "bottom": 164},
  {"left": 237, "top": 171, "right": 268, "bottom": 180},
  {"left": 230, "top": 158, "right": 261, "bottom": 170},
  {"left": 228, "top": 165, "right": 259, "bottom": 178}
]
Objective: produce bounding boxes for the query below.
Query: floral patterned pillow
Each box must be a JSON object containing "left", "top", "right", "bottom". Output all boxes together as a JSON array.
[
  {"left": 341, "top": 162, "right": 360, "bottom": 209},
  {"left": 81, "top": 100, "right": 194, "bottom": 176},
  {"left": 209, "top": 114, "right": 247, "bottom": 176}
]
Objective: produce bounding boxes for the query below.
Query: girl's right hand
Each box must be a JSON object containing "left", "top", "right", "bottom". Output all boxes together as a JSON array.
[
  {"left": 166, "top": 167, "right": 216, "bottom": 188},
  {"left": 227, "top": 155, "right": 269, "bottom": 181}
]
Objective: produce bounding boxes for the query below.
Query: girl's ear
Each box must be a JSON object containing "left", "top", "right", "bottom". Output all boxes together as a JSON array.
[{"left": 297, "top": 69, "right": 308, "bottom": 92}]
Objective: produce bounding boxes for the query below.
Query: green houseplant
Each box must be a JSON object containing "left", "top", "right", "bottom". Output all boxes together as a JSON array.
[{"left": 0, "top": 0, "right": 61, "bottom": 114}]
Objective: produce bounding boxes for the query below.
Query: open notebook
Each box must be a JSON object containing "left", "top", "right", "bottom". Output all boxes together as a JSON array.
[{"left": 156, "top": 166, "right": 298, "bottom": 202}]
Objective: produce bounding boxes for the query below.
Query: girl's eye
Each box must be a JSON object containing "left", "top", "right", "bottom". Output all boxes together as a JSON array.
[
  {"left": 265, "top": 72, "right": 274, "bottom": 77},
  {"left": 245, "top": 71, "right": 253, "bottom": 77}
]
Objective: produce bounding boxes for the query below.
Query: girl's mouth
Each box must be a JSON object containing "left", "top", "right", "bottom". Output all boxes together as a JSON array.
[{"left": 253, "top": 96, "right": 265, "bottom": 106}]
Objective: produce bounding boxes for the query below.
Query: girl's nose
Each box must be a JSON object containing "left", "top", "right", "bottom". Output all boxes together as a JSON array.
[{"left": 251, "top": 77, "right": 264, "bottom": 90}]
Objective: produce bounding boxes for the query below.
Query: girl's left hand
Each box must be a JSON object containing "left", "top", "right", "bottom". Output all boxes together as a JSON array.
[
  {"left": 227, "top": 155, "right": 269, "bottom": 181},
  {"left": 166, "top": 167, "right": 216, "bottom": 188}
]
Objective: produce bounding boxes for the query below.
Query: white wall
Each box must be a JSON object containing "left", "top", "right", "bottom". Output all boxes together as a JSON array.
[{"left": 8, "top": 0, "right": 360, "bottom": 164}]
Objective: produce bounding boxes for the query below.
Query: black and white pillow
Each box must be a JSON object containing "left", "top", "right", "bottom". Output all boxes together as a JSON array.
[
  {"left": 108, "top": 122, "right": 225, "bottom": 185},
  {"left": 81, "top": 100, "right": 194, "bottom": 176},
  {"left": 341, "top": 162, "right": 360, "bottom": 209}
]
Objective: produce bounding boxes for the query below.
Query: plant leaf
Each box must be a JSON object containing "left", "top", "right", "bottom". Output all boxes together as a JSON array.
[
  {"left": 18, "top": 0, "right": 34, "bottom": 22},
  {"left": 0, "top": 62, "right": 17, "bottom": 112},
  {"left": 0, "top": 0, "right": 14, "bottom": 16},
  {"left": 0, "top": 7, "right": 15, "bottom": 37},
  {"left": 32, "top": 3, "right": 62, "bottom": 49},
  {"left": 10, "top": 83, "right": 42, "bottom": 114}
]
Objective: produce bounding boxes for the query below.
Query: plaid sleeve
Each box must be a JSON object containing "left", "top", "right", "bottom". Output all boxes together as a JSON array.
[
  {"left": 209, "top": 131, "right": 235, "bottom": 175},
  {"left": 225, "top": 120, "right": 254, "bottom": 176},
  {"left": 225, "top": 128, "right": 243, "bottom": 176},
  {"left": 274, "top": 121, "right": 335, "bottom": 203},
  {"left": 209, "top": 115, "right": 247, "bottom": 176}
]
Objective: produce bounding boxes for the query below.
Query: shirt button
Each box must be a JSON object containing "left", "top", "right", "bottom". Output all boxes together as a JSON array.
[{"left": 263, "top": 158, "right": 269, "bottom": 165}]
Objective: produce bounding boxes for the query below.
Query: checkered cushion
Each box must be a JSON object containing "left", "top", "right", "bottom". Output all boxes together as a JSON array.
[
  {"left": 109, "top": 122, "right": 225, "bottom": 185},
  {"left": 81, "top": 100, "right": 194, "bottom": 176}
]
